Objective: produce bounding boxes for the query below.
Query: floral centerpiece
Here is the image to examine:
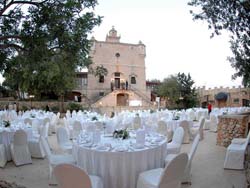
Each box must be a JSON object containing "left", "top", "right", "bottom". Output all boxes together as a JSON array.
[
  {"left": 113, "top": 129, "right": 129, "bottom": 139},
  {"left": 30, "top": 114, "right": 36, "bottom": 118},
  {"left": 3, "top": 120, "right": 10, "bottom": 128},
  {"left": 150, "top": 109, "right": 155, "bottom": 114},
  {"left": 172, "top": 115, "right": 180, "bottom": 120},
  {"left": 91, "top": 116, "right": 98, "bottom": 121}
]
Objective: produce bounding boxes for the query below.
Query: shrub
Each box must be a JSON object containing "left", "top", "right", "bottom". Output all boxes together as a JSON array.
[
  {"left": 21, "top": 105, "right": 29, "bottom": 111},
  {"left": 51, "top": 105, "right": 59, "bottom": 113},
  {"left": 67, "top": 102, "right": 83, "bottom": 112}
]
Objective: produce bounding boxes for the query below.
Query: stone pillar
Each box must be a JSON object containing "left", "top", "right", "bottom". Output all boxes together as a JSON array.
[{"left": 217, "top": 114, "right": 249, "bottom": 147}]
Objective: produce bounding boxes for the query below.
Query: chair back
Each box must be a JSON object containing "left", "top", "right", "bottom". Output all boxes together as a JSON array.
[
  {"left": 210, "top": 115, "right": 217, "bottom": 123},
  {"left": 13, "top": 130, "right": 27, "bottom": 145},
  {"left": 95, "top": 121, "right": 103, "bottom": 131},
  {"left": 41, "top": 136, "right": 52, "bottom": 160},
  {"left": 40, "top": 123, "right": 49, "bottom": 138},
  {"left": 159, "top": 153, "right": 188, "bottom": 188},
  {"left": 73, "top": 121, "right": 82, "bottom": 131},
  {"left": 246, "top": 130, "right": 250, "bottom": 144},
  {"left": 57, "top": 127, "right": 70, "bottom": 145},
  {"left": 43, "top": 117, "right": 50, "bottom": 126},
  {"left": 157, "top": 121, "right": 167, "bottom": 135},
  {"left": 172, "top": 127, "right": 184, "bottom": 144},
  {"left": 179, "top": 120, "right": 190, "bottom": 144},
  {"left": 73, "top": 121, "right": 82, "bottom": 139},
  {"left": 199, "top": 117, "right": 205, "bottom": 140},
  {"left": 54, "top": 163, "right": 92, "bottom": 188},
  {"left": 197, "top": 111, "right": 203, "bottom": 121},
  {"left": 24, "top": 118, "right": 32, "bottom": 126},
  {"left": 1, "top": 131, "right": 10, "bottom": 145},
  {"left": 189, "top": 134, "right": 200, "bottom": 163}
]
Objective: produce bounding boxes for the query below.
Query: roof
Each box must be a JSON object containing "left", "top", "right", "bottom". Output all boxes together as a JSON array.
[{"left": 215, "top": 92, "right": 228, "bottom": 101}]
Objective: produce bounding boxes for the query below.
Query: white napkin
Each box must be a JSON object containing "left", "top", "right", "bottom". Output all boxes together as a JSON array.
[
  {"left": 92, "top": 131, "right": 101, "bottom": 144},
  {"left": 105, "top": 124, "right": 114, "bottom": 134},
  {"left": 136, "top": 129, "right": 145, "bottom": 145}
]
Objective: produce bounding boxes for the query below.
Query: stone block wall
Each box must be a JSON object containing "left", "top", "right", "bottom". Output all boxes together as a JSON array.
[{"left": 217, "top": 114, "right": 249, "bottom": 147}]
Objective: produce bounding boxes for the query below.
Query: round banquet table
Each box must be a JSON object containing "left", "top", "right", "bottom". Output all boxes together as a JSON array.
[{"left": 73, "top": 133, "right": 167, "bottom": 188}]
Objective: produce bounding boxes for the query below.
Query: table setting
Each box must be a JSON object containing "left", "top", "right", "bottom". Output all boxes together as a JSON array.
[{"left": 72, "top": 128, "right": 167, "bottom": 188}]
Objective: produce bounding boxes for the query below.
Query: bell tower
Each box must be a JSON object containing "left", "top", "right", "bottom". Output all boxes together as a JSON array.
[{"left": 106, "top": 26, "right": 120, "bottom": 43}]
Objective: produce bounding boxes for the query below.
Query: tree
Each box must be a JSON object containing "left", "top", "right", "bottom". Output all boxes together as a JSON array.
[
  {"left": 177, "top": 72, "right": 198, "bottom": 109},
  {"left": 157, "top": 75, "right": 181, "bottom": 109},
  {"left": 188, "top": 0, "right": 250, "bottom": 87},
  {"left": 91, "top": 65, "right": 108, "bottom": 77},
  {"left": 0, "top": 0, "right": 102, "bottom": 99}
]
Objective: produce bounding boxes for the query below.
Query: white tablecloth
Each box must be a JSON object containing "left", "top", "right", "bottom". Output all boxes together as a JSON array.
[{"left": 73, "top": 135, "right": 167, "bottom": 188}]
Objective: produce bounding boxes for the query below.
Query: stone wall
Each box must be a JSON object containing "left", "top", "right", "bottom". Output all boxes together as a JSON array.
[
  {"left": 0, "top": 101, "right": 89, "bottom": 112},
  {"left": 217, "top": 114, "right": 249, "bottom": 147}
]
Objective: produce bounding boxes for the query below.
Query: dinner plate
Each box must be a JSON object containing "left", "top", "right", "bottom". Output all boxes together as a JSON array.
[
  {"left": 115, "top": 146, "right": 128, "bottom": 152},
  {"left": 96, "top": 145, "right": 109, "bottom": 151},
  {"left": 150, "top": 142, "right": 159, "bottom": 147},
  {"left": 81, "top": 142, "right": 93, "bottom": 147},
  {"left": 132, "top": 143, "right": 144, "bottom": 149},
  {"left": 103, "top": 133, "right": 113, "bottom": 137}
]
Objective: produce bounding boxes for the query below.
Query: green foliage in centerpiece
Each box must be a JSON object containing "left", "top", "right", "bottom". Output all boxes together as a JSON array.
[
  {"left": 113, "top": 129, "right": 129, "bottom": 140},
  {"left": 30, "top": 114, "right": 36, "bottom": 118},
  {"left": 150, "top": 109, "right": 155, "bottom": 114},
  {"left": 3, "top": 120, "right": 10, "bottom": 128},
  {"left": 91, "top": 116, "right": 98, "bottom": 121},
  {"left": 173, "top": 115, "right": 180, "bottom": 120}
]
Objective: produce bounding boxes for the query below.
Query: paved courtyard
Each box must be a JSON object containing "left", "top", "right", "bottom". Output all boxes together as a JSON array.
[{"left": 0, "top": 130, "right": 246, "bottom": 188}]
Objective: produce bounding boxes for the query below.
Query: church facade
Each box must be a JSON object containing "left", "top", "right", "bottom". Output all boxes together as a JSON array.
[{"left": 74, "top": 27, "right": 152, "bottom": 107}]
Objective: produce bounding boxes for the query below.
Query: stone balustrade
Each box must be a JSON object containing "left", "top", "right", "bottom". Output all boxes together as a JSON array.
[{"left": 217, "top": 114, "right": 249, "bottom": 147}]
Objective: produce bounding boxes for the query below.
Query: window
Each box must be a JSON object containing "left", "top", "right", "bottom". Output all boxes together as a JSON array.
[
  {"left": 99, "top": 92, "right": 104, "bottom": 97},
  {"left": 131, "top": 76, "right": 136, "bottom": 84},
  {"left": 99, "top": 75, "right": 104, "bottom": 83},
  {"left": 114, "top": 72, "right": 120, "bottom": 77},
  {"left": 233, "top": 98, "right": 239, "bottom": 103},
  {"left": 115, "top": 53, "right": 120, "bottom": 58},
  {"left": 83, "top": 77, "right": 87, "bottom": 85}
]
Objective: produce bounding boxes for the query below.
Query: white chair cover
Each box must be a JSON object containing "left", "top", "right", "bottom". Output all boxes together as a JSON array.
[
  {"left": 190, "top": 117, "right": 205, "bottom": 140},
  {"left": 157, "top": 121, "right": 173, "bottom": 141},
  {"left": 43, "top": 117, "right": 50, "bottom": 126},
  {"left": 165, "top": 134, "right": 200, "bottom": 183},
  {"left": 56, "top": 127, "right": 72, "bottom": 152},
  {"left": 41, "top": 136, "right": 76, "bottom": 184},
  {"left": 48, "top": 114, "right": 58, "bottom": 135},
  {"left": 0, "top": 144, "right": 7, "bottom": 167},
  {"left": 72, "top": 120, "right": 82, "bottom": 140},
  {"left": 137, "top": 153, "right": 188, "bottom": 188},
  {"left": 54, "top": 164, "right": 103, "bottom": 188},
  {"left": 179, "top": 120, "right": 191, "bottom": 144},
  {"left": 10, "top": 130, "right": 32, "bottom": 166},
  {"left": 28, "top": 136, "right": 45, "bottom": 159},
  {"left": 24, "top": 118, "right": 32, "bottom": 126},
  {"left": 167, "top": 127, "right": 184, "bottom": 155},
  {"left": 224, "top": 131, "right": 250, "bottom": 170},
  {"left": 1, "top": 131, "right": 12, "bottom": 161},
  {"left": 209, "top": 115, "right": 218, "bottom": 132}
]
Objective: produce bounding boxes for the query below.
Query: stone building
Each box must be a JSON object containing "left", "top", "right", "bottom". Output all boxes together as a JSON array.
[
  {"left": 197, "top": 86, "right": 250, "bottom": 108},
  {"left": 74, "top": 27, "right": 152, "bottom": 107}
]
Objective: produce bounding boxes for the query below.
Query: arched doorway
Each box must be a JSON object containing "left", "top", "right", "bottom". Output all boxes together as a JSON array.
[{"left": 117, "top": 93, "right": 129, "bottom": 106}]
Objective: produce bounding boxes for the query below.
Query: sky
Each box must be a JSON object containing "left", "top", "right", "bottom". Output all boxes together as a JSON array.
[{"left": 91, "top": 0, "right": 243, "bottom": 89}]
